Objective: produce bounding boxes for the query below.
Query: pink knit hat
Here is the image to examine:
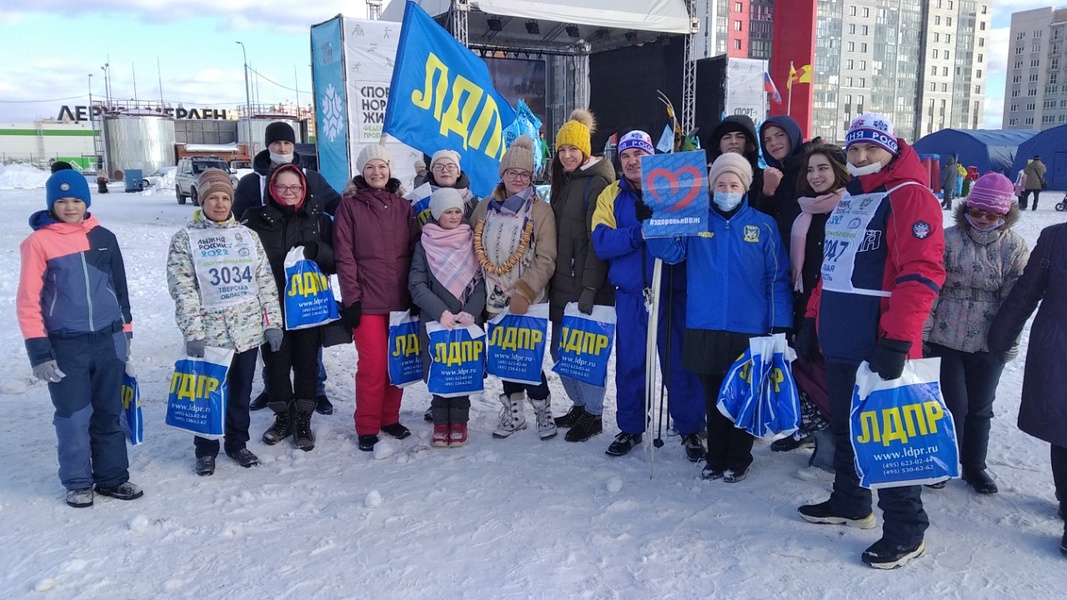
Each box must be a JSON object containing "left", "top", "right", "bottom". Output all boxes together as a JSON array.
[{"left": 966, "top": 173, "right": 1014, "bottom": 215}]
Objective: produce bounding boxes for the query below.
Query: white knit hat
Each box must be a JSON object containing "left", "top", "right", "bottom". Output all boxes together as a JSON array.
[
  {"left": 429, "top": 187, "right": 465, "bottom": 221},
  {"left": 357, "top": 142, "right": 393, "bottom": 173},
  {"left": 430, "top": 149, "right": 461, "bottom": 173},
  {"left": 707, "top": 152, "right": 753, "bottom": 190}
]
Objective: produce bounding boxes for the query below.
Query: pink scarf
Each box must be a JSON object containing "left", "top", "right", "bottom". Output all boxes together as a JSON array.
[
  {"left": 790, "top": 189, "right": 845, "bottom": 293},
  {"left": 421, "top": 223, "right": 481, "bottom": 302}
]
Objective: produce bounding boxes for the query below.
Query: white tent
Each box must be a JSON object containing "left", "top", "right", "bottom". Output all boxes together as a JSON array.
[{"left": 382, "top": 0, "right": 693, "bottom": 53}]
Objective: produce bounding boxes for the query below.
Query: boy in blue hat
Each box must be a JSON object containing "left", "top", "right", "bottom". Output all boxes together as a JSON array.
[{"left": 17, "top": 170, "right": 142, "bottom": 508}]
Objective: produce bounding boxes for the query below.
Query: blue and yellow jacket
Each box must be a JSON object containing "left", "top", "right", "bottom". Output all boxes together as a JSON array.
[
  {"left": 646, "top": 198, "right": 792, "bottom": 335},
  {"left": 591, "top": 178, "right": 687, "bottom": 295},
  {"left": 17, "top": 212, "right": 132, "bottom": 367}
]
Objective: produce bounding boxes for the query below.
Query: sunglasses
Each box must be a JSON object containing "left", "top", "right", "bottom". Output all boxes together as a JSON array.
[{"left": 966, "top": 207, "right": 1001, "bottom": 220}]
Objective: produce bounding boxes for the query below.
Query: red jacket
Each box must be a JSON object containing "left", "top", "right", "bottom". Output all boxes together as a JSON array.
[
  {"left": 806, "top": 140, "right": 946, "bottom": 364},
  {"left": 333, "top": 181, "right": 419, "bottom": 315}
]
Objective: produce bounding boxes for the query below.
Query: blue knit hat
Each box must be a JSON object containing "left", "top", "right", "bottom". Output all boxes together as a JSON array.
[{"left": 46, "top": 170, "right": 91, "bottom": 211}]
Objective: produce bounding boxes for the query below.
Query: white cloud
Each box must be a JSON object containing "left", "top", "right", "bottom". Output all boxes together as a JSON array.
[{"left": 983, "top": 25, "right": 1011, "bottom": 128}]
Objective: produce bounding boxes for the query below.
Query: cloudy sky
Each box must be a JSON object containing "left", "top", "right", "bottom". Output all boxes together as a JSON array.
[{"left": 0, "top": 1, "right": 1055, "bottom": 130}]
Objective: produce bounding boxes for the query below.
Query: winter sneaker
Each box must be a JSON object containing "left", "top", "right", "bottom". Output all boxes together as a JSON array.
[
  {"left": 424, "top": 407, "right": 434, "bottom": 422},
  {"left": 225, "top": 448, "right": 259, "bottom": 468},
  {"left": 249, "top": 391, "right": 269, "bottom": 411},
  {"left": 94, "top": 481, "right": 143, "bottom": 501},
  {"left": 680, "top": 434, "right": 706, "bottom": 462},
  {"left": 701, "top": 463, "right": 725, "bottom": 480},
  {"left": 195, "top": 455, "right": 216, "bottom": 476},
  {"left": 66, "top": 488, "right": 93, "bottom": 508},
  {"left": 449, "top": 422, "right": 469, "bottom": 447},
  {"left": 381, "top": 422, "right": 411, "bottom": 440},
  {"left": 262, "top": 401, "right": 293, "bottom": 445},
  {"left": 493, "top": 393, "right": 527, "bottom": 438},
  {"left": 554, "top": 404, "right": 587, "bottom": 428},
  {"left": 925, "top": 480, "right": 948, "bottom": 489},
  {"left": 962, "top": 468, "right": 998, "bottom": 494},
  {"left": 798, "top": 501, "right": 876, "bottom": 529},
  {"left": 293, "top": 399, "right": 317, "bottom": 451},
  {"left": 770, "top": 433, "right": 815, "bottom": 452},
  {"left": 723, "top": 465, "right": 750, "bottom": 483},
  {"left": 315, "top": 394, "right": 334, "bottom": 416},
  {"left": 564, "top": 411, "right": 603, "bottom": 442},
  {"left": 432, "top": 424, "right": 450, "bottom": 448},
  {"left": 861, "top": 538, "right": 926, "bottom": 569},
  {"left": 529, "top": 396, "right": 558, "bottom": 440},
  {"left": 357, "top": 434, "right": 379, "bottom": 451},
  {"left": 606, "top": 432, "right": 642, "bottom": 457}
]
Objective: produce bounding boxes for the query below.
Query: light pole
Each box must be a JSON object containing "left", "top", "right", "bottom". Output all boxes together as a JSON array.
[
  {"left": 236, "top": 41, "right": 253, "bottom": 148},
  {"left": 87, "top": 74, "right": 98, "bottom": 172},
  {"left": 98, "top": 63, "right": 111, "bottom": 179}
]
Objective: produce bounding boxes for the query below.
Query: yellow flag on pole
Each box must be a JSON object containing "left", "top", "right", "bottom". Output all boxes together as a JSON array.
[
  {"left": 797, "top": 64, "right": 813, "bottom": 84},
  {"left": 787, "top": 63, "right": 798, "bottom": 90}
]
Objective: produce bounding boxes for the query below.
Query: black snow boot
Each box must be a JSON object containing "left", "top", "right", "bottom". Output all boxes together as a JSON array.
[
  {"left": 293, "top": 398, "right": 316, "bottom": 451},
  {"left": 262, "top": 400, "right": 294, "bottom": 445},
  {"left": 564, "top": 411, "right": 603, "bottom": 442}
]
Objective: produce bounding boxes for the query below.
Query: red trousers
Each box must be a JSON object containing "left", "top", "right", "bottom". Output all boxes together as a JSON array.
[{"left": 352, "top": 314, "right": 403, "bottom": 435}]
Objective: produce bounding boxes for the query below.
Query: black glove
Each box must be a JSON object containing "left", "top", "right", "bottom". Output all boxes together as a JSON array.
[
  {"left": 302, "top": 242, "right": 319, "bottom": 260},
  {"left": 868, "top": 338, "right": 912, "bottom": 381},
  {"left": 342, "top": 301, "right": 362, "bottom": 329},
  {"left": 408, "top": 301, "right": 421, "bottom": 319},
  {"left": 577, "top": 288, "right": 597, "bottom": 315},
  {"left": 634, "top": 199, "right": 654, "bottom": 222},
  {"left": 795, "top": 318, "right": 821, "bottom": 363}
]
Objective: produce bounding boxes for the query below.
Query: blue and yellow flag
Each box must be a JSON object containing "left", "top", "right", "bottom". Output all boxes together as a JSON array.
[{"left": 384, "top": 2, "right": 516, "bottom": 197}]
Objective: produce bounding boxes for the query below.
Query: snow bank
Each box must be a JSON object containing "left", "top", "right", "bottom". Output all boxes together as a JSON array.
[{"left": 0, "top": 164, "right": 50, "bottom": 190}]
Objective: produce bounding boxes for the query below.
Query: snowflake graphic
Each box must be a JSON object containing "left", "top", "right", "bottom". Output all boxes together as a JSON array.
[{"left": 320, "top": 83, "right": 346, "bottom": 143}]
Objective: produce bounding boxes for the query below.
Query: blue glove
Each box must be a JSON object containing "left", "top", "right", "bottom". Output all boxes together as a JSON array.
[
  {"left": 186, "top": 339, "right": 207, "bottom": 358},
  {"left": 264, "top": 328, "right": 283, "bottom": 353}
]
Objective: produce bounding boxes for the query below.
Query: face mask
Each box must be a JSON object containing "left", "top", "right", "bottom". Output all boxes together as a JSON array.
[
  {"left": 847, "top": 161, "right": 883, "bottom": 177},
  {"left": 965, "top": 213, "right": 1005, "bottom": 232},
  {"left": 270, "top": 151, "right": 294, "bottom": 165},
  {"left": 713, "top": 191, "right": 744, "bottom": 212}
]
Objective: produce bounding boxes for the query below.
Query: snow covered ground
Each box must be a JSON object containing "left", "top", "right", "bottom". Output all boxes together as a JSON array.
[{"left": 0, "top": 167, "right": 1064, "bottom": 598}]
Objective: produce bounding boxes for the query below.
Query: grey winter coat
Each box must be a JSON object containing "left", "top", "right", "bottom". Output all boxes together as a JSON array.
[
  {"left": 989, "top": 223, "right": 1067, "bottom": 448},
  {"left": 549, "top": 156, "right": 615, "bottom": 321},
  {"left": 927, "top": 204, "right": 1029, "bottom": 353},
  {"left": 408, "top": 241, "right": 486, "bottom": 378}
]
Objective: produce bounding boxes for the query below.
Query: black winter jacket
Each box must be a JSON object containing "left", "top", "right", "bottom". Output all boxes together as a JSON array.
[
  {"left": 234, "top": 150, "right": 342, "bottom": 219},
  {"left": 242, "top": 199, "right": 336, "bottom": 300}
]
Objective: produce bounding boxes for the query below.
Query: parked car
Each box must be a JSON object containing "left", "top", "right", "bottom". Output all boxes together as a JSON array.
[
  {"left": 175, "top": 157, "right": 237, "bottom": 206},
  {"left": 142, "top": 166, "right": 176, "bottom": 189}
]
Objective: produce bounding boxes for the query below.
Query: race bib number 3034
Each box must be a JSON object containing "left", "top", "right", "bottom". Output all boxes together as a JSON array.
[{"left": 186, "top": 227, "right": 260, "bottom": 309}]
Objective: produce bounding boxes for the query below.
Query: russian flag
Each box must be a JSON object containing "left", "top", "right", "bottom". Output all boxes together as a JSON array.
[{"left": 763, "top": 72, "right": 782, "bottom": 104}]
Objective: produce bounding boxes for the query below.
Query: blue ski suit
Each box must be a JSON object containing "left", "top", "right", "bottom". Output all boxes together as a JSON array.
[{"left": 591, "top": 178, "right": 704, "bottom": 436}]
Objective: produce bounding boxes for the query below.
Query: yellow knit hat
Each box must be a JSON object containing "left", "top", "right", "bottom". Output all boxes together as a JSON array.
[{"left": 555, "top": 109, "right": 595, "bottom": 157}]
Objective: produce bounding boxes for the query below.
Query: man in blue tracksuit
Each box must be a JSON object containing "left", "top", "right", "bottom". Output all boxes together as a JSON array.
[{"left": 591, "top": 130, "right": 705, "bottom": 461}]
